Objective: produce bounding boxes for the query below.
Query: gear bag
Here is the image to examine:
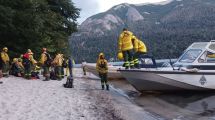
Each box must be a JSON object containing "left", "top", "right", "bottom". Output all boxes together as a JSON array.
[
  {"left": 63, "top": 75, "right": 73, "bottom": 88},
  {"left": 44, "top": 53, "right": 52, "bottom": 66}
]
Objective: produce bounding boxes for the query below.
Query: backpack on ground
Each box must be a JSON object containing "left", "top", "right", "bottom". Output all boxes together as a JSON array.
[{"left": 63, "top": 75, "right": 73, "bottom": 88}]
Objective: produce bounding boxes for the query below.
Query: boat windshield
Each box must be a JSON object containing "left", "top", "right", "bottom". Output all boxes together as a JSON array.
[{"left": 179, "top": 49, "right": 202, "bottom": 63}]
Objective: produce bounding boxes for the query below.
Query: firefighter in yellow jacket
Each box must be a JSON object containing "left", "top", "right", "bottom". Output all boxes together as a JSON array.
[
  {"left": 40, "top": 48, "right": 51, "bottom": 81},
  {"left": 96, "top": 53, "right": 109, "bottom": 90},
  {"left": 52, "top": 53, "right": 64, "bottom": 80},
  {"left": 1, "top": 47, "right": 10, "bottom": 77},
  {"left": 132, "top": 36, "right": 147, "bottom": 68},
  {"left": 118, "top": 28, "right": 134, "bottom": 69}
]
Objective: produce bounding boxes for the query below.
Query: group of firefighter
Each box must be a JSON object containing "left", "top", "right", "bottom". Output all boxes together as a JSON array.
[
  {"left": 96, "top": 28, "right": 147, "bottom": 90},
  {"left": 0, "top": 28, "right": 145, "bottom": 90},
  {"left": 0, "top": 47, "right": 73, "bottom": 84}
]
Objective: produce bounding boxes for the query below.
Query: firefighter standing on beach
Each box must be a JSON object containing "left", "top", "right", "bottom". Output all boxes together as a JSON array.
[
  {"left": 52, "top": 53, "right": 64, "bottom": 80},
  {"left": 1, "top": 47, "right": 10, "bottom": 77},
  {"left": 96, "top": 53, "right": 109, "bottom": 90},
  {"left": 40, "top": 48, "right": 51, "bottom": 81}
]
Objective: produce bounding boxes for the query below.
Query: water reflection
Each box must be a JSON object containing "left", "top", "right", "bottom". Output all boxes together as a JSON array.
[{"left": 111, "top": 80, "right": 215, "bottom": 119}]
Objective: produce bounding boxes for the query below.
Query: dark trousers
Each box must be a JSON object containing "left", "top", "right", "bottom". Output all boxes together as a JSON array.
[
  {"left": 43, "top": 66, "right": 50, "bottom": 80},
  {"left": 133, "top": 52, "right": 146, "bottom": 65},
  {"left": 24, "top": 65, "right": 32, "bottom": 79},
  {"left": 122, "top": 50, "right": 134, "bottom": 68},
  {"left": 55, "top": 66, "right": 62, "bottom": 80},
  {"left": 2, "top": 62, "right": 9, "bottom": 75},
  {"left": 99, "top": 73, "right": 108, "bottom": 86}
]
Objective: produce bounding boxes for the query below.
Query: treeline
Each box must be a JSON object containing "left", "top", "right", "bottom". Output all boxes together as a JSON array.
[{"left": 0, "top": 0, "right": 80, "bottom": 59}]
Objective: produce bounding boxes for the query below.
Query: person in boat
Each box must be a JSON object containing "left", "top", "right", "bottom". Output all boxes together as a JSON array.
[
  {"left": 118, "top": 28, "right": 134, "bottom": 69},
  {"left": 1, "top": 47, "right": 10, "bottom": 77},
  {"left": 96, "top": 53, "right": 109, "bottom": 90},
  {"left": 131, "top": 36, "right": 147, "bottom": 68},
  {"left": 207, "top": 51, "right": 215, "bottom": 58}
]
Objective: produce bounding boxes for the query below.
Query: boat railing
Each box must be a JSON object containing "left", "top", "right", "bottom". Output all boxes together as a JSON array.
[{"left": 210, "top": 40, "right": 215, "bottom": 43}]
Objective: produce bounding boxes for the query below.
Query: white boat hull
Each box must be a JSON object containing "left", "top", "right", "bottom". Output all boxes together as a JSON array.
[
  {"left": 119, "top": 69, "right": 215, "bottom": 92},
  {"left": 84, "top": 63, "right": 124, "bottom": 80}
]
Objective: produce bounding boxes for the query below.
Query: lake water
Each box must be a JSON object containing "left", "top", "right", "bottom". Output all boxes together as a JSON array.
[{"left": 110, "top": 79, "right": 215, "bottom": 120}]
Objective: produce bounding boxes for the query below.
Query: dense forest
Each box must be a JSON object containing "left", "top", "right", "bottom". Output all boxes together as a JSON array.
[{"left": 0, "top": 0, "right": 80, "bottom": 59}]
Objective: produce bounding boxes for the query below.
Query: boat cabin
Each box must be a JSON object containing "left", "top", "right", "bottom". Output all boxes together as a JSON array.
[{"left": 174, "top": 40, "right": 215, "bottom": 70}]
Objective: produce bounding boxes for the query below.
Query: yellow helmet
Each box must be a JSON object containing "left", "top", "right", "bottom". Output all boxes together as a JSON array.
[
  {"left": 13, "top": 58, "right": 18, "bottom": 63},
  {"left": 99, "top": 52, "right": 104, "bottom": 57},
  {"left": 117, "top": 52, "right": 123, "bottom": 60},
  {"left": 3, "top": 47, "right": 8, "bottom": 51},
  {"left": 27, "top": 49, "right": 33, "bottom": 55}
]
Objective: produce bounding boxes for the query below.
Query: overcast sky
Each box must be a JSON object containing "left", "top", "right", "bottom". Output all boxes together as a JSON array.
[{"left": 72, "top": 0, "right": 168, "bottom": 24}]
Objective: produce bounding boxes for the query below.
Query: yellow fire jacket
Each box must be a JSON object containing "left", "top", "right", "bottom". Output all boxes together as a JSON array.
[
  {"left": 29, "top": 54, "right": 37, "bottom": 64},
  {"left": 52, "top": 54, "right": 64, "bottom": 66},
  {"left": 40, "top": 52, "right": 47, "bottom": 65},
  {"left": 96, "top": 58, "right": 108, "bottom": 74},
  {"left": 133, "top": 37, "right": 147, "bottom": 53},
  {"left": 1, "top": 52, "right": 10, "bottom": 63},
  {"left": 118, "top": 31, "right": 134, "bottom": 52}
]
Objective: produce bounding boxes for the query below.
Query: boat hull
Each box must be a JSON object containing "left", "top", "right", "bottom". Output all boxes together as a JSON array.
[
  {"left": 119, "top": 69, "right": 215, "bottom": 92},
  {"left": 84, "top": 63, "right": 124, "bottom": 80}
]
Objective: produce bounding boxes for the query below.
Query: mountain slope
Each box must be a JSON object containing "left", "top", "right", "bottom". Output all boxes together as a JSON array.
[{"left": 70, "top": 0, "right": 215, "bottom": 63}]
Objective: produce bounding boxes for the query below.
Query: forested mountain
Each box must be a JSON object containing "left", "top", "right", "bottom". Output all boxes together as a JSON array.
[
  {"left": 0, "top": 0, "right": 79, "bottom": 58},
  {"left": 70, "top": 0, "right": 215, "bottom": 63}
]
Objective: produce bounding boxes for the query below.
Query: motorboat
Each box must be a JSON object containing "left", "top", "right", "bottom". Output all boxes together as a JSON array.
[
  {"left": 118, "top": 40, "right": 215, "bottom": 92},
  {"left": 83, "top": 62, "right": 124, "bottom": 80},
  {"left": 83, "top": 59, "right": 177, "bottom": 80}
]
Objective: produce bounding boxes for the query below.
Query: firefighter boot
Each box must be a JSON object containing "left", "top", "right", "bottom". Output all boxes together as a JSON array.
[{"left": 106, "top": 84, "right": 109, "bottom": 91}]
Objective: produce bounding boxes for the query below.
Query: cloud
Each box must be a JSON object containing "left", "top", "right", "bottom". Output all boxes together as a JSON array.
[{"left": 73, "top": 0, "right": 100, "bottom": 24}]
